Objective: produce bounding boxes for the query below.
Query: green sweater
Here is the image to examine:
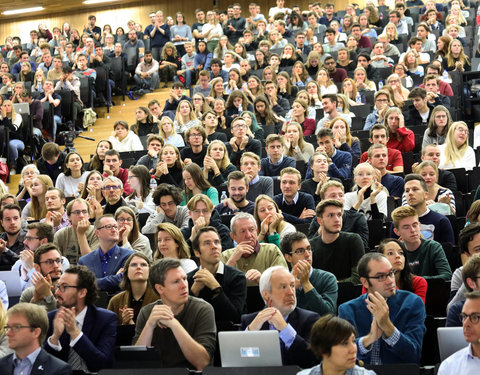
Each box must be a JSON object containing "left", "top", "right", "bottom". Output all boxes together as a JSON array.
[
  {"left": 407, "top": 239, "right": 452, "bottom": 281},
  {"left": 221, "top": 243, "right": 288, "bottom": 286},
  {"left": 296, "top": 268, "right": 338, "bottom": 315}
]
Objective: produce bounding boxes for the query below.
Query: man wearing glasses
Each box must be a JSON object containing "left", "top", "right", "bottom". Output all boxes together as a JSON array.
[
  {"left": 281, "top": 232, "right": 337, "bottom": 315},
  {"left": 45, "top": 265, "right": 117, "bottom": 372},
  {"left": 20, "top": 243, "right": 67, "bottom": 311},
  {"left": 180, "top": 126, "right": 208, "bottom": 167},
  {"left": 54, "top": 199, "right": 99, "bottom": 265},
  {"left": 78, "top": 215, "right": 134, "bottom": 292},
  {"left": 101, "top": 176, "right": 129, "bottom": 215},
  {"left": 0, "top": 303, "right": 72, "bottom": 374},
  {"left": 226, "top": 117, "right": 262, "bottom": 168},
  {"left": 439, "top": 290, "right": 480, "bottom": 373},
  {"left": 339, "top": 252, "right": 426, "bottom": 364}
]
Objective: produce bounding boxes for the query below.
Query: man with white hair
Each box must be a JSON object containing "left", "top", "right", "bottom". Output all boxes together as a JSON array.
[
  {"left": 240, "top": 266, "right": 319, "bottom": 368},
  {"left": 101, "top": 176, "right": 129, "bottom": 215},
  {"left": 221, "top": 213, "right": 287, "bottom": 286}
]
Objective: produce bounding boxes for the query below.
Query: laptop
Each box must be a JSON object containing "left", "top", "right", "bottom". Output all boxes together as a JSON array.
[
  {"left": 437, "top": 327, "right": 468, "bottom": 361},
  {"left": 0, "top": 270, "right": 22, "bottom": 297},
  {"left": 13, "top": 103, "right": 30, "bottom": 115},
  {"left": 218, "top": 331, "right": 282, "bottom": 367}
]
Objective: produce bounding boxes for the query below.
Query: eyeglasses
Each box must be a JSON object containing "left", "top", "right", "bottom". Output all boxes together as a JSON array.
[
  {"left": 97, "top": 224, "right": 119, "bottom": 230},
  {"left": 117, "top": 218, "right": 133, "bottom": 223},
  {"left": 71, "top": 210, "right": 88, "bottom": 215},
  {"left": 367, "top": 269, "right": 397, "bottom": 282},
  {"left": 4, "top": 325, "right": 34, "bottom": 333},
  {"left": 232, "top": 124, "right": 246, "bottom": 129},
  {"left": 102, "top": 185, "right": 121, "bottom": 190},
  {"left": 459, "top": 313, "right": 480, "bottom": 324},
  {"left": 189, "top": 133, "right": 202, "bottom": 138},
  {"left": 39, "top": 258, "right": 63, "bottom": 266},
  {"left": 290, "top": 247, "right": 313, "bottom": 255},
  {"left": 56, "top": 284, "right": 80, "bottom": 292},
  {"left": 456, "top": 128, "right": 469, "bottom": 134},
  {"left": 25, "top": 236, "right": 40, "bottom": 241}
]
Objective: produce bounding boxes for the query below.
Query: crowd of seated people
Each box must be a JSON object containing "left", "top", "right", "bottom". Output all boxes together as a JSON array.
[{"left": 1, "top": 0, "right": 480, "bottom": 373}]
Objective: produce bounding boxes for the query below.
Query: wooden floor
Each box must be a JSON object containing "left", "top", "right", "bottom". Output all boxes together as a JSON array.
[{"left": 7, "top": 87, "right": 173, "bottom": 195}]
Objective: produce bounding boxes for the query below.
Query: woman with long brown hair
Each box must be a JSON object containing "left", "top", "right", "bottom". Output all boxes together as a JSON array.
[
  {"left": 131, "top": 106, "right": 158, "bottom": 137},
  {"left": 254, "top": 195, "right": 295, "bottom": 246},
  {"left": 85, "top": 139, "right": 112, "bottom": 174},
  {"left": 80, "top": 170, "right": 104, "bottom": 219},
  {"left": 181, "top": 163, "right": 219, "bottom": 205},
  {"left": 154, "top": 144, "right": 184, "bottom": 188},
  {"left": 114, "top": 206, "right": 152, "bottom": 260},
  {"left": 125, "top": 165, "right": 155, "bottom": 214}
]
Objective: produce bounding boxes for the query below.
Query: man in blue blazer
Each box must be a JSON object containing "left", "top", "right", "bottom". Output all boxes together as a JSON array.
[
  {"left": 78, "top": 214, "right": 134, "bottom": 292},
  {"left": 0, "top": 302, "right": 71, "bottom": 374},
  {"left": 338, "top": 252, "right": 426, "bottom": 364},
  {"left": 44, "top": 265, "right": 117, "bottom": 373},
  {"left": 240, "top": 266, "right": 319, "bottom": 369}
]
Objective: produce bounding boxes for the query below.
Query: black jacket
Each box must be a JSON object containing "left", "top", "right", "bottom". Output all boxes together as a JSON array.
[{"left": 36, "top": 151, "right": 67, "bottom": 185}]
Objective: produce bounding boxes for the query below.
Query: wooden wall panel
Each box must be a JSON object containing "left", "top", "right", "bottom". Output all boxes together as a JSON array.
[{"left": 0, "top": 0, "right": 367, "bottom": 43}]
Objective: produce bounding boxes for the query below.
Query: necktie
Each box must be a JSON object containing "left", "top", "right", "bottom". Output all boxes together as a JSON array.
[{"left": 68, "top": 321, "right": 88, "bottom": 371}]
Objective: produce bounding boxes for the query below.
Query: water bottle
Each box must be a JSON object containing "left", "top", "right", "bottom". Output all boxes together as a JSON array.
[
  {"left": 378, "top": 80, "right": 384, "bottom": 90},
  {"left": 337, "top": 106, "right": 342, "bottom": 113},
  {"left": 442, "top": 70, "right": 449, "bottom": 81},
  {"left": 355, "top": 92, "right": 362, "bottom": 104},
  {"left": 150, "top": 175, "right": 157, "bottom": 191},
  {"left": 221, "top": 191, "right": 228, "bottom": 203}
]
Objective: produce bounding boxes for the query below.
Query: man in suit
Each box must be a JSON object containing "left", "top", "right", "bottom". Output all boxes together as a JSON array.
[
  {"left": 240, "top": 266, "right": 319, "bottom": 368},
  {"left": 339, "top": 253, "right": 426, "bottom": 364},
  {"left": 78, "top": 214, "right": 134, "bottom": 292},
  {"left": 45, "top": 265, "right": 117, "bottom": 372},
  {"left": 188, "top": 226, "right": 247, "bottom": 323},
  {"left": 0, "top": 303, "right": 72, "bottom": 374}
]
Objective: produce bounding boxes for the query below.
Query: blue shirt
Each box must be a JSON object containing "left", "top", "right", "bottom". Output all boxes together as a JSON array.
[
  {"left": 13, "top": 347, "right": 41, "bottom": 375},
  {"left": 99, "top": 246, "right": 116, "bottom": 277}
]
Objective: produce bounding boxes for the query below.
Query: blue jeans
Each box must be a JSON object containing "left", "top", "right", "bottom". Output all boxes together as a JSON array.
[
  {"left": 53, "top": 115, "right": 61, "bottom": 139},
  {"left": 134, "top": 72, "right": 159, "bottom": 90},
  {"left": 9, "top": 139, "right": 24, "bottom": 167},
  {"left": 174, "top": 69, "right": 194, "bottom": 88}
]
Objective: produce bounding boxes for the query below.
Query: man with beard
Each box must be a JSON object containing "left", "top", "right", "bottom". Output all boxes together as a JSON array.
[
  {"left": 20, "top": 243, "right": 66, "bottom": 311},
  {"left": 134, "top": 50, "right": 159, "bottom": 90},
  {"left": 221, "top": 213, "right": 287, "bottom": 285},
  {"left": 339, "top": 253, "right": 426, "bottom": 364},
  {"left": 45, "top": 265, "right": 117, "bottom": 372},
  {"left": 13, "top": 223, "right": 67, "bottom": 290},
  {"left": 78, "top": 215, "right": 134, "bottom": 292},
  {"left": 0, "top": 204, "right": 25, "bottom": 265},
  {"left": 215, "top": 171, "right": 254, "bottom": 215},
  {"left": 40, "top": 187, "right": 71, "bottom": 233},
  {"left": 240, "top": 266, "right": 319, "bottom": 368},
  {"left": 310, "top": 200, "right": 364, "bottom": 283},
  {"left": 188, "top": 226, "right": 247, "bottom": 323}
]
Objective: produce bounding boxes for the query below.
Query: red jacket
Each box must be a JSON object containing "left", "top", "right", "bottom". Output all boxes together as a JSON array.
[{"left": 387, "top": 127, "right": 415, "bottom": 153}]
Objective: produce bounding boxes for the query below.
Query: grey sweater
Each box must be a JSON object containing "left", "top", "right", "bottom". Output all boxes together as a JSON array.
[
  {"left": 246, "top": 176, "right": 274, "bottom": 201},
  {"left": 142, "top": 206, "right": 190, "bottom": 234}
]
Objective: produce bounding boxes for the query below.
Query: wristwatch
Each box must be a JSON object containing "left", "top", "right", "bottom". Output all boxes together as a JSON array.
[{"left": 44, "top": 295, "right": 55, "bottom": 304}]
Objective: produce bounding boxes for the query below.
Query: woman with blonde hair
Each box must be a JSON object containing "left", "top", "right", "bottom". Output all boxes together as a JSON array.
[
  {"left": 203, "top": 140, "right": 237, "bottom": 186},
  {"left": 353, "top": 67, "right": 376, "bottom": 91},
  {"left": 159, "top": 116, "right": 185, "bottom": 147},
  {"left": 80, "top": 170, "right": 104, "bottom": 219},
  {"left": 207, "top": 77, "right": 227, "bottom": 103},
  {"left": 21, "top": 175, "right": 53, "bottom": 220},
  {"left": 115, "top": 206, "right": 153, "bottom": 260},
  {"left": 402, "top": 51, "right": 424, "bottom": 77},
  {"left": 280, "top": 44, "right": 303, "bottom": 67},
  {"left": 325, "top": 117, "right": 360, "bottom": 160},
  {"left": 442, "top": 38, "right": 471, "bottom": 72},
  {"left": 192, "top": 93, "right": 211, "bottom": 119},
  {"left": 386, "top": 73, "right": 410, "bottom": 103},
  {"left": 305, "top": 51, "right": 321, "bottom": 78},
  {"left": 173, "top": 99, "right": 200, "bottom": 133},
  {"left": 155, "top": 222, "right": 197, "bottom": 273},
  {"left": 383, "top": 107, "right": 414, "bottom": 153},
  {"left": 159, "top": 42, "right": 180, "bottom": 87},
  {"left": 384, "top": 22, "right": 399, "bottom": 44},
  {"left": 19, "top": 61, "right": 34, "bottom": 83},
  {"left": 254, "top": 194, "right": 295, "bottom": 246},
  {"left": 285, "top": 99, "right": 316, "bottom": 136},
  {"left": 261, "top": 66, "right": 277, "bottom": 82},
  {"left": 107, "top": 252, "right": 157, "bottom": 325},
  {"left": 365, "top": 5, "right": 381, "bottom": 27},
  {"left": 244, "top": 75, "right": 265, "bottom": 102},
  {"left": 181, "top": 162, "right": 218, "bottom": 205},
  {"left": 316, "top": 67, "right": 338, "bottom": 96},
  {"left": 16, "top": 164, "right": 39, "bottom": 201},
  {"left": 202, "top": 10, "right": 223, "bottom": 52},
  {"left": 0, "top": 302, "right": 12, "bottom": 357},
  {"left": 341, "top": 78, "right": 363, "bottom": 106},
  {"left": 336, "top": 94, "right": 355, "bottom": 119},
  {"left": 283, "top": 122, "right": 315, "bottom": 162},
  {"left": 213, "top": 35, "right": 234, "bottom": 61},
  {"left": 405, "top": 161, "right": 456, "bottom": 215},
  {"left": 344, "top": 162, "right": 387, "bottom": 221},
  {"left": 154, "top": 144, "right": 185, "bottom": 187},
  {"left": 0, "top": 100, "right": 23, "bottom": 173},
  {"left": 439, "top": 121, "right": 476, "bottom": 170},
  {"left": 422, "top": 105, "right": 452, "bottom": 148},
  {"left": 305, "top": 81, "right": 323, "bottom": 109}
]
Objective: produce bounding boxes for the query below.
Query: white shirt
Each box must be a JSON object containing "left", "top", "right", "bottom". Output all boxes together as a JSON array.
[
  {"left": 438, "top": 344, "right": 480, "bottom": 375},
  {"left": 108, "top": 131, "right": 143, "bottom": 152},
  {"left": 438, "top": 143, "right": 477, "bottom": 171}
]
